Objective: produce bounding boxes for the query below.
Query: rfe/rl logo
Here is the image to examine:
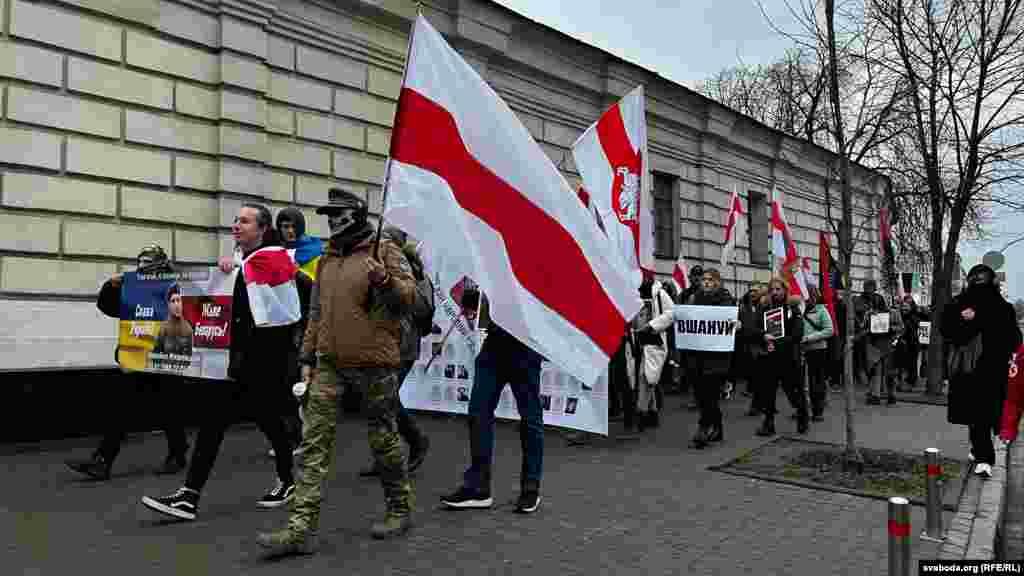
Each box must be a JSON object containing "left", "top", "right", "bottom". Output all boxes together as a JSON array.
[{"left": 613, "top": 166, "right": 639, "bottom": 224}]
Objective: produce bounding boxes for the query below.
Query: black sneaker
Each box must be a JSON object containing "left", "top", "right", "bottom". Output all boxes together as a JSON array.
[
  {"left": 65, "top": 453, "right": 111, "bottom": 481},
  {"left": 515, "top": 491, "right": 541, "bottom": 514},
  {"left": 141, "top": 487, "right": 199, "bottom": 521},
  {"left": 440, "top": 487, "right": 493, "bottom": 509},
  {"left": 257, "top": 480, "right": 295, "bottom": 508}
]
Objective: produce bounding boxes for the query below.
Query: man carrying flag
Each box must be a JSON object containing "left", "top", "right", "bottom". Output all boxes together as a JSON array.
[
  {"left": 258, "top": 188, "right": 418, "bottom": 553},
  {"left": 381, "top": 15, "right": 641, "bottom": 515}
]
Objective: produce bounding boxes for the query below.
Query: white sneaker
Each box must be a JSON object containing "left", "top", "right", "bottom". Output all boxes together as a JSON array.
[
  {"left": 974, "top": 463, "right": 992, "bottom": 478},
  {"left": 969, "top": 451, "right": 975, "bottom": 462}
]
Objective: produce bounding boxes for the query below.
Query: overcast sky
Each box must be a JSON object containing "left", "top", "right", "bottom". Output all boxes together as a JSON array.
[{"left": 496, "top": 0, "right": 1024, "bottom": 301}]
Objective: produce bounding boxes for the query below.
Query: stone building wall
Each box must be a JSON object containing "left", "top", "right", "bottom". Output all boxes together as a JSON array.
[{"left": 0, "top": 0, "right": 884, "bottom": 370}]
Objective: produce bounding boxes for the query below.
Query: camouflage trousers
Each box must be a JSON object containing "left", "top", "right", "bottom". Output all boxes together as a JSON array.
[{"left": 288, "top": 357, "right": 413, "bottom": 536}]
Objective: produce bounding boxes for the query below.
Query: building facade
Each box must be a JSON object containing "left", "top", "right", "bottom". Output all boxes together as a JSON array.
[{"left": 0, "top": 0, "right": 884, "bottom": 371}]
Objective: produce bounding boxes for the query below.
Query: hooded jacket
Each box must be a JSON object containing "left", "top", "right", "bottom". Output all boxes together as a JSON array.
[
  {"left": 300, "top": 223, "right": 416, "bottom": 369},
  {"left": 276, "top": 207, "right": 323, "bottom": 280}
]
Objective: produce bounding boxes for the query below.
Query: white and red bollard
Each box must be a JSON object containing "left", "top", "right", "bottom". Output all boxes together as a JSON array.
[
  {"left": 921, "top": 448, "right": 945, "bottom": 542},
  {"left": 888, "top": 496, "right": 911, "bottom": 576}
]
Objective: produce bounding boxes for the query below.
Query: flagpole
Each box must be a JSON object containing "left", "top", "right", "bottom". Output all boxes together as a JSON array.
[{"left": 371, "top": 3, "right": 422, "bottom": 262}]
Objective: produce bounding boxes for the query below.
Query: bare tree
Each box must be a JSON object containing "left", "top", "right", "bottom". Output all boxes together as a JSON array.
[{"left": 869, "top": 0, "right": 1024, "bottom": 395}]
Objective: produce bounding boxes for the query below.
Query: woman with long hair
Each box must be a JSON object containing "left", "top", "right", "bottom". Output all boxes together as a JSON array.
[{"left": 153, "top": 284, "right": 194, "bottom": 358}]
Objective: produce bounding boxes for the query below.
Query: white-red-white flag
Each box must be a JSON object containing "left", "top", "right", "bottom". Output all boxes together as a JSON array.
[
  {"left": 242, "top": 246, "right": 300, "bottom": 327},
  {"left": 382, "top": 15, "right": 641, "bottom": 386},
  {"left": 571, "top": 86, "right": 653, "bottom": 289},
  {"left": 720, "top": 186, "right": 746, "bottom": 267},
  {"left": 770, "top": 188, "right": 809, "bottom": 300},
  {"left": 672, "top": 251, "right": 689, "bottom": 294}
]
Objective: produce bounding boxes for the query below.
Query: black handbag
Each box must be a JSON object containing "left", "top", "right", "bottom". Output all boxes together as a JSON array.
[{"left": 947, "top": 333, "right": 983, "bottom": 379}]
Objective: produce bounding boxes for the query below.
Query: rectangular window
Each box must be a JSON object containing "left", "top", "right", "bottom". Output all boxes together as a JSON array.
[
  {"left": 652, "top": 173, "right": 676, "bottom": 259},
  {"left": 748, "top": 191, "right": 770, "bottom": 266}
]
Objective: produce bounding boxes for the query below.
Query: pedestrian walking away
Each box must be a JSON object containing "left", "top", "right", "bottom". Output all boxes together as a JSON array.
[
  {"left": 140, "top": 204, "right": 300, "bottom": 522},
  {"left": 941, "top": 264, "right": 1021, "bottom": 478},
  {"left": 257, "top": 187, "right": 418, "bottom": 556},
  {"left": 64, "top": 244, "right": 190, "bottom": 481}
]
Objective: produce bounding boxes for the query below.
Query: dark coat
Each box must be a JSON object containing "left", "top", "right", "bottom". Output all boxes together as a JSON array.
[
  {"left": 228, "top": 247, "right": 297, "bottom": 386},
  {"left": 685, "top": 287, "right": 736, "bottom": 378},
  {"left": 941, "top": 287, "right": 1022, "bottom": 427},
  {"left": 753, "top": 296, "right": 805, "bottom": 367},
  {"left": 736, "top": 291, "right": 764, "bottom": 362}
]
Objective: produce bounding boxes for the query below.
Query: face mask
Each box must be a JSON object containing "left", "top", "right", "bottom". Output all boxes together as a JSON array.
[{"left": 328, "top": 209, "right": 359, "bottom": 237}]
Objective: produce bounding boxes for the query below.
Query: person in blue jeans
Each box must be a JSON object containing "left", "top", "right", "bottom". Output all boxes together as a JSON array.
[{"left": 440, "top": 320, "right": 544, "bottom": 514}]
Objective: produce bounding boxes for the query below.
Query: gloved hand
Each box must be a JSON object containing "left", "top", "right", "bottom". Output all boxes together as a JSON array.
[{"left": 366, "top": 256, "right": 388, "bottom": 286}]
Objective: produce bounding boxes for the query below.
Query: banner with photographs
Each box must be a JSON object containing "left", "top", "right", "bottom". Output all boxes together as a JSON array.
[
  {"left": 116, "top": 268, "right": 237, "bottom": 379},
  {"left": 399, "top": 263, "right": 609, "bottom": 435}
]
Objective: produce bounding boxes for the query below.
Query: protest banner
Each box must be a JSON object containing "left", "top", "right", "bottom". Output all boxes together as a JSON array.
[
  {"left": 673, "top": 305, "right": 739, "bottom": 352},
  {"left": 117, "top": 268, "right": 237, "bottom": 379},
  {"left": 399, "top": 254, "right": 609, "bottom": 435},
  {"left": 763, "top": 307, "right": 785, "bottom": 339},
  {"left": 870, "top": 312, "right": 891, "bottom": 334}
]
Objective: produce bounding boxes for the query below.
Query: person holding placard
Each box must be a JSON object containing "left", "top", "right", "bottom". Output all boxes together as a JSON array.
[
  {"left": 641, "top": 269, "right": 736, "bottom": 448},
  {"left": 853, "top": 280, "right": 903, "bottom": 405},
  {"left": 753, "top": 278, "right": 806, "bottom": 437},
  {"left": 896, "top": 295, "right": 926, "bottom": 391}
]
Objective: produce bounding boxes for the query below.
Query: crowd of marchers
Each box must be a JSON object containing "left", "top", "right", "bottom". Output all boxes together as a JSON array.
[{"left": 61, "top": 188, "right": 1022, "bottom": 558}]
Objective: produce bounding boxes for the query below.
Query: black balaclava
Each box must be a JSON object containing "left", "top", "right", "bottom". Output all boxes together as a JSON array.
[{"left": 323, "top": 189, "right": 372, "bottom": 252}]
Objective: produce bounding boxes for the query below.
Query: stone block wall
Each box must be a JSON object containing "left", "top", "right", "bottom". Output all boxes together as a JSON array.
[{"left": 0, "top": 0, "right": 884, "bottom": 370}]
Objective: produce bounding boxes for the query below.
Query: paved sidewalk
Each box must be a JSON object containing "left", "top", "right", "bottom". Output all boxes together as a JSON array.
[{"left": 2, "top": 389, "right": 966, "bottom": 575}]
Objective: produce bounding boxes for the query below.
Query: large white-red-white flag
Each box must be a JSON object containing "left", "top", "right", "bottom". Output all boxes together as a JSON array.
[
  {"left": 571, "top": 86, "right": 653, "bottom": 289},
  {"left": 242, "top": 246, "right": 300, "bottom": 327},
  {"left": 382, "top": 15, "right": 641, "bottom": 385},
  {"left": 770, "top": 188, "right": 809, "bottom": 300},
  {"left": 720, "top": 186, "right": 746, "bottom": 267}
]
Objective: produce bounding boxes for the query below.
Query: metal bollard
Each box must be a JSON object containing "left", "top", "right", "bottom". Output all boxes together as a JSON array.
[
  {"left": 888, "top": 496, "right": 911, "bottom": 576},
  {"left": 921, "top": 448, "right": 944, "bottom": 542}
]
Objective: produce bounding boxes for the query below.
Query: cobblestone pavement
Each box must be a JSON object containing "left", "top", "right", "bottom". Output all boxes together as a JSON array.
[{"left": 2, "top": 388, "right": 966, "bottom": 575}]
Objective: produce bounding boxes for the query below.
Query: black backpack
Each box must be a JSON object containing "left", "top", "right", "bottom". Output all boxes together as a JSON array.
[{"left": 413, "top": 275, "right": 436, "bottom": 338}]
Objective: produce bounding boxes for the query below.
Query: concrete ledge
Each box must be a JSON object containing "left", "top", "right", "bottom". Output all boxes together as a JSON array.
[{"left": 940, "top": 438, "right": 1009, "bottom": 560}]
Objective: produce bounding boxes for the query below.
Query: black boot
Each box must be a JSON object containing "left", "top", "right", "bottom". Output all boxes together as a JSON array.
[
  {"left": 755, "top": 416, "right": 776, "bottom": 437},
  {"left": 408, "top": 435, "right": 431, "bottom": 473},
  {"left": 706, "top": 424, "right": 723, "bottom": 443}
]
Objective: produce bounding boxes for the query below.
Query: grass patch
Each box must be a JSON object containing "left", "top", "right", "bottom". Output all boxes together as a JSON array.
[{"left": 713, "top": 437, "right": 964, "bottom": 505}]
